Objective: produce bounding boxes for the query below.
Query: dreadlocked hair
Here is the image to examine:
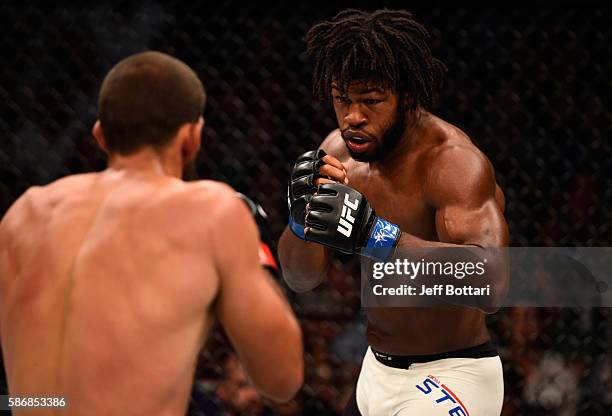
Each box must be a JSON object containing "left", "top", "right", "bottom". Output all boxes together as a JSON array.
[{"left": 305, "top": 9, "right": 447, "bottom": 110}]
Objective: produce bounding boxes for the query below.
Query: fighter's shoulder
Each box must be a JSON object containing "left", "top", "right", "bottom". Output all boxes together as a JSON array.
[
  {"left": 177, "top": 180, "right": 251, "bottom": 224},
  {"left": 179, "top": 180, "right": 235, "bottom": 203},
  {"left": 35, "top": 173, "right": 102, "bottom": 209},
  {"left": 421, "top": 116, "right": 492, "bottom": 176},
  {"left": 420, "top": 116, "right": 496, "bottom": 201},
  {"left": 34, "top": 173, "right": 98, "bottom": 197},
  {"left": 1, "top": 173, "right": 96, "bottom": 228},
  {"left": 319, "top": 129, "right": 350, "bottom": 161}
]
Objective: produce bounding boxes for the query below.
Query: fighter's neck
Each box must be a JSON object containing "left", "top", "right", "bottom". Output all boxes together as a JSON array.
[{"left": 106, "top": 147, "right": 183, "bottom": 179}]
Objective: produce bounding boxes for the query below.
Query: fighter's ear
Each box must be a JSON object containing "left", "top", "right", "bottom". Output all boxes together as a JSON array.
[
  {"left": 195, "top": 116, "right": 205, "bottom": 139},
  {"left": 92, "top": 120, "right": 109, "bottom": 153},
  {"left": 182, "top": 116, "right": 204, "bottom": 162}
]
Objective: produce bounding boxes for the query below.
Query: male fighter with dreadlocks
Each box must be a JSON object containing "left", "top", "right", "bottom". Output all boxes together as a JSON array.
[{"left": 279, "top": 9, "right": 508, "bottom": 415}]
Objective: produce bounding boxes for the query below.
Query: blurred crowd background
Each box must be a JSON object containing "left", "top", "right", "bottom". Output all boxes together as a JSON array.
[{"left": 1, "top": 2, "right": 611, "bottom": 415}]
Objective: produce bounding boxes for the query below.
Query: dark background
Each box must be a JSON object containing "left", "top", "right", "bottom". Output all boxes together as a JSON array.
[{"left": 1, "top": 2, "right": 611, "bottom": 415}]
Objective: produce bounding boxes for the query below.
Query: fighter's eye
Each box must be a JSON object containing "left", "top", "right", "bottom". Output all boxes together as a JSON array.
[{"left": 363, "top": 99, "right": 382, "bottom": 105}]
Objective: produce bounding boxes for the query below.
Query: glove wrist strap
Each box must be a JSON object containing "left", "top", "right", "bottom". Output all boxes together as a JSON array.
[
  {"left": 359, "top": 217, "right": 401, "bottom": 261},
  {"left": 288, "top": 216, "right": 306, "bottom": 239}
]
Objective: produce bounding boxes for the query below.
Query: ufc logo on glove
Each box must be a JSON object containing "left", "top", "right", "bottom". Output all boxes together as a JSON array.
[
  {"left": 300, "top": 183, "right": 401, "bottom": 261},
  {"left": 337, "top": 193, "right": 359, "bottom": 237}
]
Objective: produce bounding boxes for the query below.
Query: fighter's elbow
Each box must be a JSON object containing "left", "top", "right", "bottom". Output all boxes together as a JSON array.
[
  {"left": 278, "top": 229, "right": 329, "bottom": 292},
  {"left": 252, "top": 317, "right": 304, "bottom": 402},
  {"left": 282, "top": 365, "right": 304, "bottom": 401},
  {"left": 477, "top": 280, "right": 508, "bottom": 314},
  {"left": 263, "top": 365, "right": 304, "bottom": 403},
  {"left": 477, "top": 254, "right": 509, "bottom": 314},
  {"left": 281, "top": 267, "right": 325, "bottom": 292},
  {"left": 253, "top": 358, "right": 303, "bottom": 403},
  {"left": 284, "top": 275, "right": 323, "bottom": 293},
  {"left": 478, "top": 304, "right": 501, "bottom": 314}
]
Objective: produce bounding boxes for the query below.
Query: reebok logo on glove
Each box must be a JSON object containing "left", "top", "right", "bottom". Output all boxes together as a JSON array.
[{"left": 338, "top": 193, "right": 359, "bottom": 237}]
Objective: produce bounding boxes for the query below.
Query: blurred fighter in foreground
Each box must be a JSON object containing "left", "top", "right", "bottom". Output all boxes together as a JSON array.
[
  {"left": 0, "top": 51, "right": 302, "bottom": 416},
  {"left": 279, "top": 9, "right": 508, "bottom": 415}
]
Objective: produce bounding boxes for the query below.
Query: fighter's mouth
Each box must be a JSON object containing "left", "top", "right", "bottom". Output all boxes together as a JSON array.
[
  {"left": 342, "top": 131, "right": 374, "bottom": 143},
  {"left": 347, "top": 136, "right": 369, "bottom": 144},
  {"left": 344, "top": 133, "right": 374, "bottom": 153}
]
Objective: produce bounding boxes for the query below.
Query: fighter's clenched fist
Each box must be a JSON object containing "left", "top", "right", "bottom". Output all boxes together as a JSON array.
[
  {"left": 304, "top": 183, "right": 401, "bottom": 260},
  {"left": 287, "top": 149, "right": 348, "bottom": 238}
]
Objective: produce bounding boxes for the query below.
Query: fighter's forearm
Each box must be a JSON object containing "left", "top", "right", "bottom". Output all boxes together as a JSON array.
[
  {"left": 391, "top": 232, "right": 509, "bottom": 313},
  {"left": 397, "top": 232, "right": 478, "bottom": 249},
  {"left": 278, "top": 227, "right": 332, "bottom": 292},
  {"left": 245, "top": 310, "right": 304, "bottom": 403}
]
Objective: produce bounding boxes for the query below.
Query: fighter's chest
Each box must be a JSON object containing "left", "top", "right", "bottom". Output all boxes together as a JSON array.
[{"left": 345, "top": 161, "right": 436, "bottom": 239}]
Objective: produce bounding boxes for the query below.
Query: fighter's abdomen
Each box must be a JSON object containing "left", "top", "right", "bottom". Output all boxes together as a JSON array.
[{"left": 365, "top": 307, "right": 489, "bottom": 355}]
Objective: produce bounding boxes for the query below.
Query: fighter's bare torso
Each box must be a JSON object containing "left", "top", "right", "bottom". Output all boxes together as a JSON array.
[
  {"left": 321, "top": 112, "right": 506, "bottom": 355},
  {"left": 0, "top": 170, "right": 226, "bottom": 415}
]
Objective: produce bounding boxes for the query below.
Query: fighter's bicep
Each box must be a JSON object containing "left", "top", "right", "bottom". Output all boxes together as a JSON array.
[
  {"left": 426, "top": 145, "right": 508, "bottom": 246},
  {"left": 495, "top": 184, "right": 506, "bottom": 213},
  {"left": 213, "top": 194, "right": 264, "bottom": 315},
  {"left": 0, "top": 228, "right": 6, "bottom": 332},
  {"left": 435, "top": 200, "right": 508, "bottom": 246},
  {"left": 211, "top": 195, "right": 293, "bottom": 363}
]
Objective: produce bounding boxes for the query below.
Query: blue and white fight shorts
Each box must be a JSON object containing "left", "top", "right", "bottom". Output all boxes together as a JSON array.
[{"left": 344, "top": 342, "right": 503, "bottom": 416}]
